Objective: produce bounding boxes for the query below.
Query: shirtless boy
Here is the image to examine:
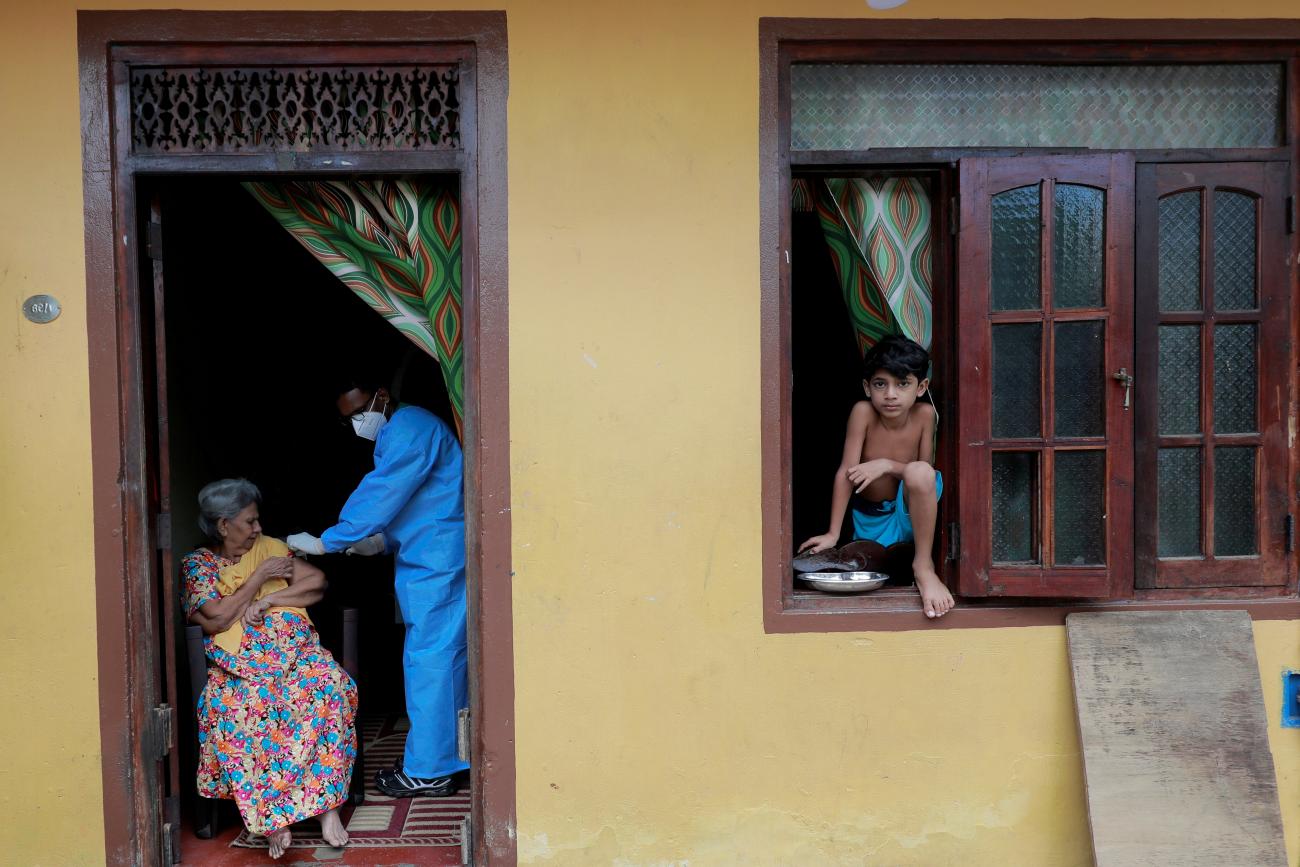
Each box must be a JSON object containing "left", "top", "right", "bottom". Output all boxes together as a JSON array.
[{"left": 798, "top": 335, "right": 954, "bottom": 618}]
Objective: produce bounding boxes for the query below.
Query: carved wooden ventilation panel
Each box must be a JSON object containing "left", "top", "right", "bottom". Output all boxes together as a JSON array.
[{"left": 130, "top": 65, "right": 460, "bottom": 153}]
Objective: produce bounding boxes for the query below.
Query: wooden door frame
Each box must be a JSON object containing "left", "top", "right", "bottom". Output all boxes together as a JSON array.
[{"left": 78, "top": 11, "right": 514, "bottom": 865}]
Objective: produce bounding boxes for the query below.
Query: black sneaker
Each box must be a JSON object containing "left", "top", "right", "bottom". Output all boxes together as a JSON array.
[{"left": 375, "top": 767, "right": 464, "bottom": 798}]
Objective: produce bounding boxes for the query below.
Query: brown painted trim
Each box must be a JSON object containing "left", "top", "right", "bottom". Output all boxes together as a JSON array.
[
  {"left": 112, "top": 42, "right": 473, "bottom": 64},
  {"left": 1289, "top": 58, "right": 1300, "bottom": 594},
  {"left": 82, "top": 9, "right": 506, "bottom": 44},
  {"left": 762, "top": 18, "right": 1300, "bottom": 42},
  {"left": 127, "top": 153, "right": 469, "bottom": 175},
  {"left": 462, "top": 20, "right": 517, "bottom": 864},
  {"left": 793, "top": 149, "right": 1293, "bottom": 166},
  {"left": 78, "top": 17, "right": 135, "bottom": 862},
  {"left": 782, "top": 40, "right": 1300, "bottom": 64},
  {"left": 78, "top": 11, "right": 513, "bottom": 866},
  {"left": 759, "top": 32, "right": 787, "bottom": 631},
  {"left": 760, "top": 19, "right": 1300, "bottom": 634},
  {"left": 767, "top": 596, "right": 1300, "bottom": 633}
]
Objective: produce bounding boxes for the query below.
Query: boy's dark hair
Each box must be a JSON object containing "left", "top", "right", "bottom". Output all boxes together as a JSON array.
[{"left": 861, "top": 334, "right": 929, "bottom": 382}]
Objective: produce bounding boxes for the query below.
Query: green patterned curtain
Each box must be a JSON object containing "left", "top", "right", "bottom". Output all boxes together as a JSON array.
[
  {"left": 815, "top": 177, "right": 933, "bottom": 351},
  {"left": 244, "top": 179, "right": 464, "bottom": 436},
  {"left": 791, "top": 178, "right": 816, "bottom": 213}
]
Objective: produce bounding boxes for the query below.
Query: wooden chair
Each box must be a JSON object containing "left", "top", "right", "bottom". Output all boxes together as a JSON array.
[{"left": 185, "top": 607, "right": 363, "bottom": 839}]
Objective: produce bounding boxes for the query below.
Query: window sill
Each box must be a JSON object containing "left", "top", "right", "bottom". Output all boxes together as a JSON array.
[{"left": 767, "top": 587, "right": 1300, "bottom": 633}]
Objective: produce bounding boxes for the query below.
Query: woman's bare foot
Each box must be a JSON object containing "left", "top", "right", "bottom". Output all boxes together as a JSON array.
[
  {"left": 320, "top": 807, "right": 349, "bottom": 848},
  {"left": 267, "top": 827, "right": 292, "bottom": 859},
  {"left": 914, "top": 561, "right": 954, "bottom": 619}
]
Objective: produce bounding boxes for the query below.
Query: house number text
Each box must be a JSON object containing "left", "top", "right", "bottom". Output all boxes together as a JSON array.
[{"left": 22, "top": 295, "right": 60, "bottom": 324}]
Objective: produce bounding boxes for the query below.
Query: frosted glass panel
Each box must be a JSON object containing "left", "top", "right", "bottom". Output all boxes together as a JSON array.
[
  {"left": 1158, "top": 448, "right": 1202, "bottom": 558},
  {"left": 993, "top": 452, "right": 1037, "bottom": 563},
  {"left": 1159, "top": 192, "right": 1202, "bottom": 312},
  {"left": 1053, "top": 184, "right": 1104, "bottom": 309},
  {"left": 1213, "top": 325, "right": 1256, "bottom": 435},
  {"left": 992, "top": 324, "right": 1041, "bottom": 438},
  {"left": 1054, "top": 450, "right": 1105, "bottom": 566},
  {"left": 1054, "top": 321, "right": 1104, "bottom": 438},
  {"left": 991, "top": 186, "right": 1041, "bottom": 311},
  {"left": 1213, "top": 191, "right": 1257, "bottom": 311},
  {"left": 1214, "top": 447, "right": 1256, "bottom": 557},
  {"left": 1158, "top": 326, "right": 1201, "bottom": 436},
  {"left": 791, "top": 64, "right": 1283, "bottom": 150}
]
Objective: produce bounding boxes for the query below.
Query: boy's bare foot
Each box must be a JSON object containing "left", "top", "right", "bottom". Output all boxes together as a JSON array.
[
  {"left": 913, "top": 561, "right": 954, "bottom": 619},
  {"left": 320, "top": 807, "right": 349, "bottom": 848},
  {"left": 267, "top": 827, "right": 292, "bottom": 859}
]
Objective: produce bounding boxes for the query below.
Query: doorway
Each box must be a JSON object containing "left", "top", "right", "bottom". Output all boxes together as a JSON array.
[
  {"left": 79, "top": 13, "right": 512, "bottom": 866},
  {"left": 147, "top": 176, "right": 467, "bottom": 858}
]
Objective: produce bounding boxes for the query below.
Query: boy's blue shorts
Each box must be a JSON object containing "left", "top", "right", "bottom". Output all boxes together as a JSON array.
[{"left": 850, "top": 470, "right": 943, "bottom": 548}]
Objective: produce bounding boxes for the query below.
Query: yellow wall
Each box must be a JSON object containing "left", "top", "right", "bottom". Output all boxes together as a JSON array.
[{"left": 2, "top": 1, "right": 1299, "bottom": 864}]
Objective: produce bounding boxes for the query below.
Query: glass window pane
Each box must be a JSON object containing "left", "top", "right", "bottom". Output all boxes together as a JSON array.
[
  {"left": 993, "top": 323, "right": 1041, "bottom": 438},
  {"left": 993, "top": 452, "right": 1037, "bottom": 563},
  {"left": 1214, "top": 324, "right": 1256, "bottom": 434},
  {"left": 992, "top": 185, "right": 1041, "bottom": 311},
  {"left": 1053, "top": 184, "right": 1104, "bottom": 309},
  {"left": 1213, "top": 191, "right": 1257, "bottom": 311},
  {"left": 1159, "top": 326, "right": 1201, "bottom": 436},
  {"left": 1158, "top": 448, "right": 1202, "bottom": 558},
  {"left": 1054, "top": 450, "right": 1105, "bottom": 566},
  {"left": 1054, "top": 321, "right": 1105, "bottom": 438},
  {"left": 790, "top": 64, "right": 1284, "bottom": 150},
  {"left": 1159, "top": 191, "right": 1202, "bottom": 312},
  {"left": 1214, "top": 447, "right": 1256, "bottom": 556}
]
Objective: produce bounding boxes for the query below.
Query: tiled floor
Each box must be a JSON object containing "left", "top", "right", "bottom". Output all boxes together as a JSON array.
[{"left": 178, "top": 820, "right": 464, "bottom": 866}]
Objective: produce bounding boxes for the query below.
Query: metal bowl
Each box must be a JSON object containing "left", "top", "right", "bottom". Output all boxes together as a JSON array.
[{"left": 798, "top": 571, "right": 890, "bottom": 593}]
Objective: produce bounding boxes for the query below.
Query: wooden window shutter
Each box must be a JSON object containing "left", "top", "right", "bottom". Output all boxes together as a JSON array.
[{"left": 956, "top": 155, "right": 1135, "bottom": 598}]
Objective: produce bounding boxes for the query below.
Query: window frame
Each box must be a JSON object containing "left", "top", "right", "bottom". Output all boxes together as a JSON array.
[{"left": 760, "top": 19, "right": 1300, "bottom": 633}]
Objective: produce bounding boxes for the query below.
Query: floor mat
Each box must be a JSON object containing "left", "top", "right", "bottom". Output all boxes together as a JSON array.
[{"left": 232, "top": 716, "right": 469, "bottom": 850}]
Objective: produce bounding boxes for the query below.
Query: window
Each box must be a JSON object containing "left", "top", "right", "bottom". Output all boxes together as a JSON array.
[{"left": 762, "top": 24, "right": 1300, "bottom": 629}]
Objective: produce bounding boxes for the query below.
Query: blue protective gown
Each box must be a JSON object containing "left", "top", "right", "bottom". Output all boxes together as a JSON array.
[{"left": 321, "top": 405, "right": 468, "bottom": 779}]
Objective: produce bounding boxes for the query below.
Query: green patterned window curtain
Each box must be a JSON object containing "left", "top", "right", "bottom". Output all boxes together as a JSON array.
[
  {"left": 244, "top": 179, "right": 465, "bottom": 436},
  {"left": 815, "top": 177, "right": 933, "bottom": 352}
]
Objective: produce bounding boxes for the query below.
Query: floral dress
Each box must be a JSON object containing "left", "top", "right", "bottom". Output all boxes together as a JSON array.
[{"left": 182, "top": 548, "right": 358, "bottom": 835}]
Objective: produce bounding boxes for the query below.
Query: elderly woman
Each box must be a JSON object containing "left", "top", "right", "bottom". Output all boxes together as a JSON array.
[{"left": 182, "top": 478, "right": 357, "bottom": 858}]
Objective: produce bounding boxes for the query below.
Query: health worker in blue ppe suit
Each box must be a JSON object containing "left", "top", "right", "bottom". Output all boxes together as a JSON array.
[{"left": 287, "top": 383, "right": 468, "bottom": 798}]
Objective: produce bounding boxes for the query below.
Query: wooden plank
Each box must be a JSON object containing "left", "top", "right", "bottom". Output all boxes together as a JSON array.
[{"left": 1066, "top": 611, "right": 1286, "bottom": 867}]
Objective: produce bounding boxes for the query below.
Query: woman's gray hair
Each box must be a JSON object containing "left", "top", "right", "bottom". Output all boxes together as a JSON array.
[{"left": 197, "top": 478, "right": 262, "bottom": 540}]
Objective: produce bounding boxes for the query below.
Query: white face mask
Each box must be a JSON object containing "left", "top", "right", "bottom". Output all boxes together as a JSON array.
[{"left": 351, "top": 393, "right": 389, "bottom": 441}]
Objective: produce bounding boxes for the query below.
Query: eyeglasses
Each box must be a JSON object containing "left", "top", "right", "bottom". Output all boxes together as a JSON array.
[{"left": 337, "top": 392, "right": 378, "bottom": 427}]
